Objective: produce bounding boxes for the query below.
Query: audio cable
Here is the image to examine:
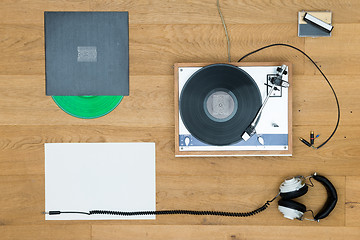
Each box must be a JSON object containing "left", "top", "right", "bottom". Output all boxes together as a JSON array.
[
  {"left": 43, "top": 193, "right": 279, "bottom": 218},
  {"left": 217, "top": 0, "right": 231, "bottom": 62},
  {"left": 238, "top": 43, "right": 340, "bottom": 149}
]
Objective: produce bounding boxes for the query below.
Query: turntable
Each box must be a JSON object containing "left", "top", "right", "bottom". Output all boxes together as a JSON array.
[{"left": 174, "top": 62, "right": 292, "bottom": 157}]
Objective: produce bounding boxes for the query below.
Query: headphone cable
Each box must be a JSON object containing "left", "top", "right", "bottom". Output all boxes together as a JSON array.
[
  {"left": 43, "top": 192, "right": 280, "bottom": 217},
  {"left": 238, "top": 43, "right": 340, "bottom": 149}
]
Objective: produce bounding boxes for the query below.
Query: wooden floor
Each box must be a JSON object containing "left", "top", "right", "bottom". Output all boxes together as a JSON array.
[{"left": 1, "top": 0, "right": 360, "bottom": 239}]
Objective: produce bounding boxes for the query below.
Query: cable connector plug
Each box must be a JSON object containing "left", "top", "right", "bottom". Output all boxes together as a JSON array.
[
  {"left": 310, "top": 131, "right": 315, "bottom": 145},
  {"left": 299, "top": 137, "right": 312, "bottom": 147},
  {"left": 42, "top": 211, "right": 61, "bottom": 215}
]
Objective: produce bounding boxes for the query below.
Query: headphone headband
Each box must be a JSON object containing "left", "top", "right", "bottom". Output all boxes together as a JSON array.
[{"left": 311, "top": 174, "right": 337, "bottom": 221}]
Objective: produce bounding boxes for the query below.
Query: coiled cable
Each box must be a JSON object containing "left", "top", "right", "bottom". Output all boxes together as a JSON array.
[{"left": 44, "top": 193, "right": 279, "bottom": 217}]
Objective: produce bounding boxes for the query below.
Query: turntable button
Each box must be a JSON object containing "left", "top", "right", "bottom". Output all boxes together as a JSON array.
[
  {"left": 258, "top": 136, "right": 265, "bottom": 145},
  {"left": 185, "top": 137, "right": 190, "bottom": 146},
  {"left": 272, "top": 123, "right": 279, "bottom": 127}
]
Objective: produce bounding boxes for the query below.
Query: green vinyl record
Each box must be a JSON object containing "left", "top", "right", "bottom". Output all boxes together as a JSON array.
[{"left": 52, "top": 95, "right": 123, "bottom": 119}]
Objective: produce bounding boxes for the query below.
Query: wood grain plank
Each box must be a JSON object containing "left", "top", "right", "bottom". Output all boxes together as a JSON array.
[
  {"left": 0, "top": 175, "right": 45, "bottom": 225},
  {"left": 305, "top": 24, "right": 360, "bottom": 75},
  {"left": 0, "top": 174, "right": 344, "bottom": 226},
  {"left": 0, "top": 174, "right": 96, "bottom": 225},
  {"left": 0, "top": 225, "right": 90, "bottom": 240},
  {"left": 0, "top": 75, "right": 173, "bottom": 126},
  {"left": 0, "top": 24, "right": 44, "bottom": 75},
  {"left": 130, "top": 24, "right": 304, "bottom": 75},
  {"left": 0, "top": 73, "right": 352, "bottom": 126},
  {"left": 0, "top": 23, "right": 304, "bottom": 75},
  {"left": 293, "top": 75, "right": 353, "bottom": 126},
  {"left": 1, "top": 0, "right": 359, "bottom": 25},
  {"left": 90, "top": 0, "right": 360, "bottom": 24},
  {"left": 346, "top": 176, "right": 360, "bottom": 227},
  {"left": 165, "top": 124, "right": 359, "bottom": 177},
  {"left": 0, "top": 126, "right": 173, "bottom": 176},
  {"left": 92, "top": 225, "right": 360, "bottom": 240},
  {"left": 0, "top": 0, "right": 89, "bottom": 24},
  {"left": 0, "top": 125, "right": 358, "bottom": 177}
]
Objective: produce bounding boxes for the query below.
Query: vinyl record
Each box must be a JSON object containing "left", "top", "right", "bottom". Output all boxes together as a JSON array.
[
  {"left": 52, "top": 95, "right": 123, "bottom": 119},
  {"left": 180, "top": 64, "right": 262, "bottom": 146}
]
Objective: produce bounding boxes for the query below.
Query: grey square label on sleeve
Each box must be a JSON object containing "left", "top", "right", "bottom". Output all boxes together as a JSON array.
[{"left": 77, "top": 46, "right": 97, "bottom": 62}]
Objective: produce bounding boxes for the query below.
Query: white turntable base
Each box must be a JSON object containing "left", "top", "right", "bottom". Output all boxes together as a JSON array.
[{"left": 174, "top": 62, "right": 292, "bottom": 157}]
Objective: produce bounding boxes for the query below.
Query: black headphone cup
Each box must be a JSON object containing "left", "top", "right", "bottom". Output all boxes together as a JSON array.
[
  {"left": 280, "top": 184, "right": 309, "bottom": 200},
  {"left": 278, "top": 199, "right": 306, "bottom": 213}
]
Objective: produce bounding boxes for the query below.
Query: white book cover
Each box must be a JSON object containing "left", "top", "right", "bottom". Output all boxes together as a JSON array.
[{"left": 45, "top": 143, "right": 156, "bottom": 220}]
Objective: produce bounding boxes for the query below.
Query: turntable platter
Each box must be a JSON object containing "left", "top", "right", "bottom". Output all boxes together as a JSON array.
[{"left": 179, "top": 64, "right": 262, "bottom": 146}]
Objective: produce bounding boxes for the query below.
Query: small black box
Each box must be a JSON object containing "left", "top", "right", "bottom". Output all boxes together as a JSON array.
[{"left": 45, "top": 12, "right": 129, "bottom": 96}]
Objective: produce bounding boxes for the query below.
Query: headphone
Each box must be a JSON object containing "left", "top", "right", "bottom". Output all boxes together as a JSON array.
[
  {"left": 277, "top": 173, "right": 337, "bottom": 221},
  {"left": 44, "top": 172, "right": 338, "bottom": 222}
]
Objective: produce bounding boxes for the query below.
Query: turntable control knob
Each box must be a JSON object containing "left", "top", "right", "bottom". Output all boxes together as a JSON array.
[{"left": 184, "top": 136, "right": 190, "bottom": 146}]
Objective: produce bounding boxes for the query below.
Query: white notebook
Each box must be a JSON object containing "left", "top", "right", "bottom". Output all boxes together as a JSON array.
[{"left": 45, "top": 143, "right": 156, "bottom": 220}]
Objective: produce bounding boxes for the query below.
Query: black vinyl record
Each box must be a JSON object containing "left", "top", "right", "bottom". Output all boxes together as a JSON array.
[{"left": 180, "top": 64, "right": 262, "bottom": 146}]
